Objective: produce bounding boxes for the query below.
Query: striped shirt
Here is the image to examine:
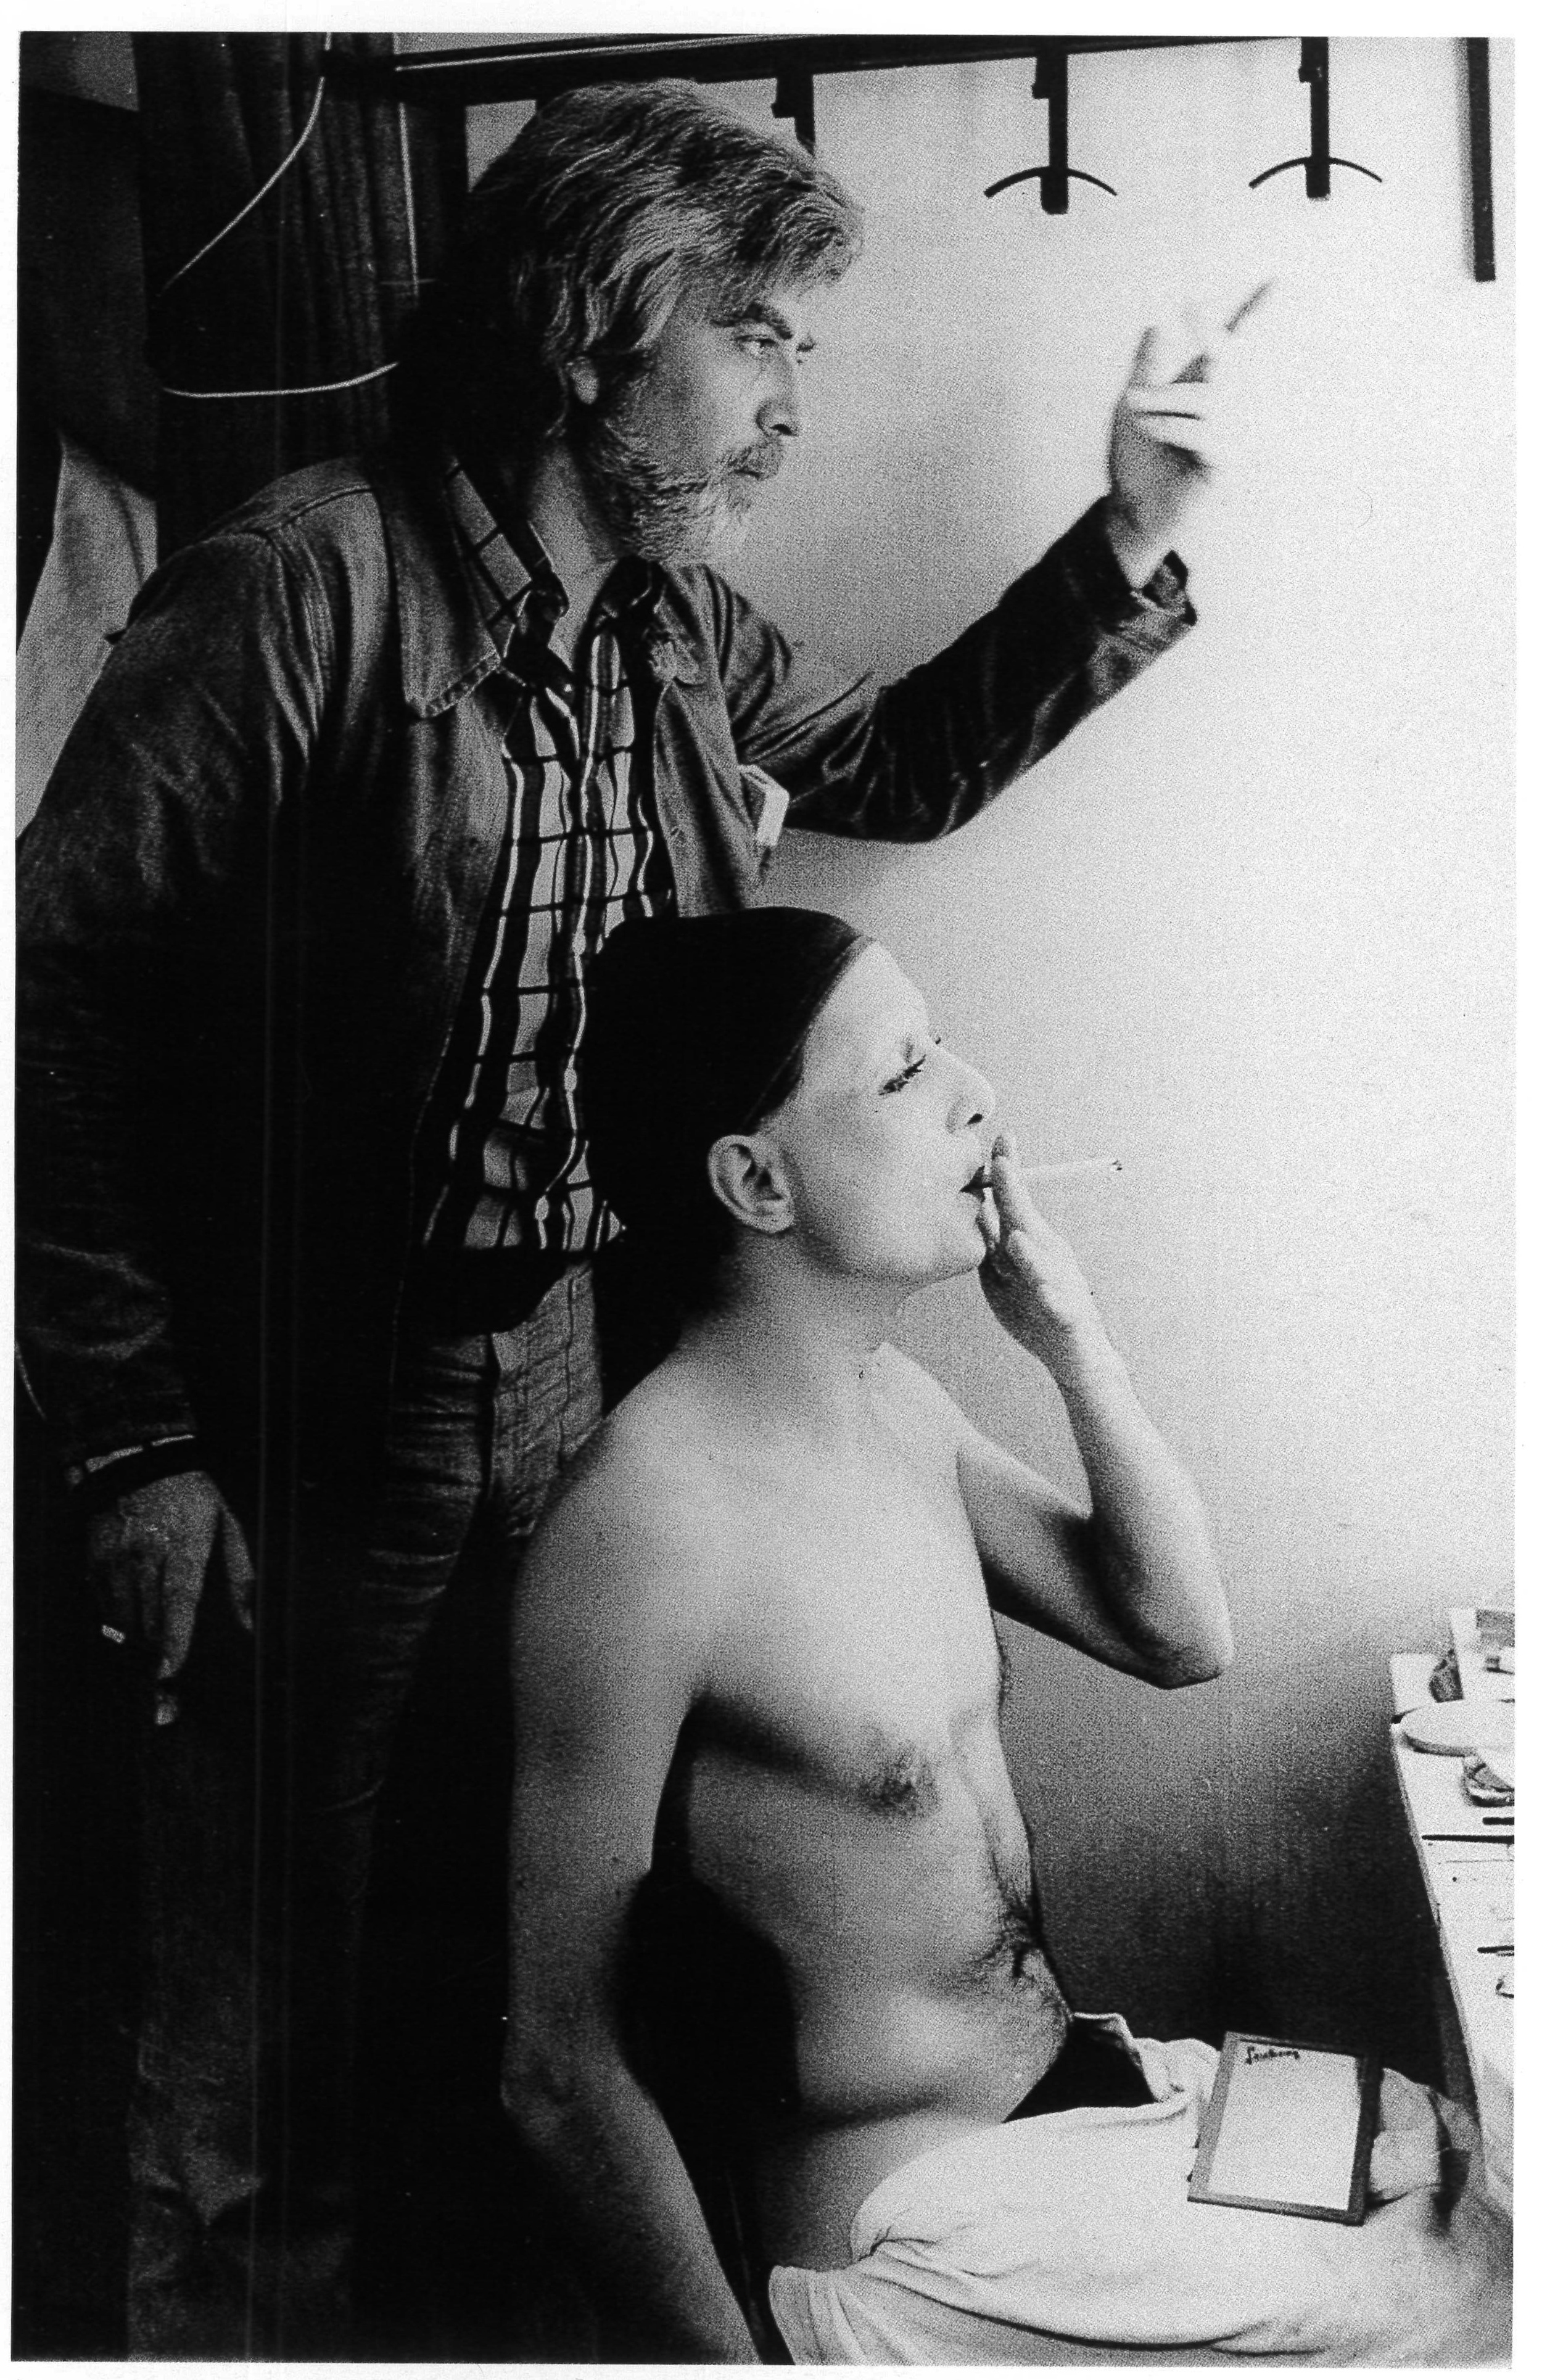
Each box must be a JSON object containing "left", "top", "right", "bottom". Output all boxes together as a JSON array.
[{"left": 422, "top": 461, "right": 677, "bottom": 1263}]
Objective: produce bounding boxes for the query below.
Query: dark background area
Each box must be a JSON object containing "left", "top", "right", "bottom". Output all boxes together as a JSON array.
[{"left": 11, "top": 1407, "right": 601, "bottom": 2360}]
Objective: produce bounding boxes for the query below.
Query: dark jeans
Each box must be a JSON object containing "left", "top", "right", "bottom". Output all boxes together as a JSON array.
[{"left": 125, "top": 1266, "right": 603, "bottom": 2358}]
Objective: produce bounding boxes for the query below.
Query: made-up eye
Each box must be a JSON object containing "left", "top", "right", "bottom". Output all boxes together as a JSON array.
[{"left": 881, "top": 1035, "right": 942, "bottom": 1095}]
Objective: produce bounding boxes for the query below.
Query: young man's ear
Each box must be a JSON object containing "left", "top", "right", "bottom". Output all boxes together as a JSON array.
[
  {"left": 706, "top": 1133, "right": 795, "bottom": 1238},
  {"left": 566, "top": 358, "right": 601, "bottom": 408}
]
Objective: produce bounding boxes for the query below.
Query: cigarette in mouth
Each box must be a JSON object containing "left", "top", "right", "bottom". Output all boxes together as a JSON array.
[{"left": 1021, "top": 1157, "right": 1123, "bottom": 1182}]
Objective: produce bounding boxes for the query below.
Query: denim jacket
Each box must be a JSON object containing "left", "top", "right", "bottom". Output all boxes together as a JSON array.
[{"left": 16, "top": 454, "right": 1192, "bottom": 1483}]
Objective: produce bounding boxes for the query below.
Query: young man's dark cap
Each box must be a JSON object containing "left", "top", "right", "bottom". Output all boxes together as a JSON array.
[{"left": 582, "top": 907, "right": 869, "bottom": 1244}]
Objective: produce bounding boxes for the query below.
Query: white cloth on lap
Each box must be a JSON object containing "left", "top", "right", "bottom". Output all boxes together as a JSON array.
[{"left": 769, "top": 2016, "right": 1509, "bottom": 2367}]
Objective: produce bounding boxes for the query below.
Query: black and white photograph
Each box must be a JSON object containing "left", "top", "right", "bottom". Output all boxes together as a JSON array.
[{"left": 12, "top": 16, "right": 1517, "bottom": 2364}]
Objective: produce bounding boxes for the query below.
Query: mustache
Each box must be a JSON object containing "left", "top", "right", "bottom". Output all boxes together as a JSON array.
[
  {"left": 580, "top": 406, "right": 779, "bottom": 498},
  {"left": 724, "top": 439, "right": 781, "bottom": 483},
  {"left": 617, "top": 435, "right": 780, "bottom": 501}
]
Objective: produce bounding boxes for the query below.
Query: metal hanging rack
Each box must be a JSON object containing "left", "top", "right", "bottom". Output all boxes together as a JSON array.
[{"left": 332, "top": 33, "right": 1497, "bottom": 282}]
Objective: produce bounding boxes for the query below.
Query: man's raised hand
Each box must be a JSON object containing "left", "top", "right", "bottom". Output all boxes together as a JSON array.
[{"left": 1104, "top": 281, "right": 1272, "bottom": 588}]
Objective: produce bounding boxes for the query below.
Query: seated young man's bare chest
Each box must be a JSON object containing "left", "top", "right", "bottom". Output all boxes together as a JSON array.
[{"left": 651, "top": 1431, "right": 1067, "bottom": 2196}]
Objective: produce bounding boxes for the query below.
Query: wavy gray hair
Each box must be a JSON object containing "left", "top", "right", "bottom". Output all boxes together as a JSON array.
[{"left": 395, "top": 79, "right": 862, "bottom": 477}]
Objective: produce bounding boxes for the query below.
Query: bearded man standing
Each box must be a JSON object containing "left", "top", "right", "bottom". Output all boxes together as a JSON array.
[{"left": 19, "top": 78, "right": 1236, "bottom": 2358}]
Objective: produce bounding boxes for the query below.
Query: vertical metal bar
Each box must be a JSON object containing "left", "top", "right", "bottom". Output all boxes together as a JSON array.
[
  {"left": 1466, "top": 38, "right": 1495, "bottom": 281},
  {"left": 1032, "top": 47, "right": 1069, "bottom": 214},
  {"left": 1301, "top": 38, "right": 1330, "bottom": 200}
]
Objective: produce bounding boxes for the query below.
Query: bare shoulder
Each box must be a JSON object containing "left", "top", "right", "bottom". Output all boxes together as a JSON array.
[
  {"left": 511, "top": 1375, "right": 730, "bottom": 1851},
  {"left": 519, "top": 1364, "right": 735, "bottom": 1644}
]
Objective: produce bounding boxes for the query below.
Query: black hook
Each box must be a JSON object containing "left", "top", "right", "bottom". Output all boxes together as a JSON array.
[
  {"left": 1250, "top": 38, "right": 1382, "bottom": 200},
  {"left": 772, "top": 64, "right": 816, "bottom": 155},
  {"left": 985, "top": 48, "right": 1115, "bottom": 215}
]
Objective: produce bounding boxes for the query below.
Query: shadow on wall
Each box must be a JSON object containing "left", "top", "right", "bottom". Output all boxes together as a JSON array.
[{"left": 1004, "top": 1619, "right": 1444, "bottom": 2086}]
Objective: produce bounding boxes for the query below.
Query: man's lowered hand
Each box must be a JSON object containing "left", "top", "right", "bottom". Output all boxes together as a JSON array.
[{"left": 88, "top": 1469, "right": 255, "bottom": 1724}]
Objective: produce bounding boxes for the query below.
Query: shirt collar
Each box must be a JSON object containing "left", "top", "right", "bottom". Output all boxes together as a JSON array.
[{"left": 443, "top": 457, "right": 666, "bottom": 664}]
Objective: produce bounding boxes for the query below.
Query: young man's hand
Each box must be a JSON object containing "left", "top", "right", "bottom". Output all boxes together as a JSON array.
[
  {"left": 1104, "top": 282, "right": 1272, "bottom": 588},
  {"left": 88, "top": 1470, "right": 255, "bottom": 1723},
  {"left": 978, "top": 1132, "right": 1120, "bottom": 1385}
]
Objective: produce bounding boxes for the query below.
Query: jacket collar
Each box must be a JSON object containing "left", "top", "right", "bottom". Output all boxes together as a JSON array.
[{"left": 377, "top": 459, "right": 506, "bottom": 720}]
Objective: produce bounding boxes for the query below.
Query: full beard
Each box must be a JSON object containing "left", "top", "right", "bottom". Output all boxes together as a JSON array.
[{"left": 571, "top": 405, "right": 772, "bottom": 566}]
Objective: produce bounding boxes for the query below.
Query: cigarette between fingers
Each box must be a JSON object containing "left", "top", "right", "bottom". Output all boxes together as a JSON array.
[{"left": 1225, "top": 279, "right": 1274, "bottom": 335}]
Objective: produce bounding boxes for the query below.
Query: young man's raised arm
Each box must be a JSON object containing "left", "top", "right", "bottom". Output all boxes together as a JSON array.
[
  {"left": 504, "top": 1459, "right": 759, "bottom": 2363},
  {"left": 904, "top": 1135, "right": 1231, "bottom": 1687}
]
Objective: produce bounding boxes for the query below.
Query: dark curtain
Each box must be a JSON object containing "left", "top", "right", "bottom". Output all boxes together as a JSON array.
[
  {"left": 133, "top": 32, "right": 465, "bottom": 555},
  {"left": 17, "top": 85, "right": 157, "bottom": 626}
]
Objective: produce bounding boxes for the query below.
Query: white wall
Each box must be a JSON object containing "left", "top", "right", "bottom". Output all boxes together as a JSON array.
[
  {"left": 466, "top": 38, "right": 1514, "bottom": 2057},
  {"left": 722, "top": 38, "right": 1512, "bottom": 2056}
]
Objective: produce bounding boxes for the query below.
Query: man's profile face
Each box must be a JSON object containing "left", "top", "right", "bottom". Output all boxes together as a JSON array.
[
  {"left": 572, "top": 279, "right": 824, "bottom": 563},
  {"left": 761, "top": 944, "right": 999, "bottom": 1286}
]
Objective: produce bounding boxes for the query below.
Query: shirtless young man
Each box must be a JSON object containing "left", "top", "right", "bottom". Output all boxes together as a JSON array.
[{"left": 504, "top": 910, "right": 1509, "bottom": 2366}]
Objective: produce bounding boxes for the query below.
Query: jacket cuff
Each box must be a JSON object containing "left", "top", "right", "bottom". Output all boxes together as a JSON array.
[
  {"left": 1058, "top": 499, "right": 1195, "bottom": 638},
  {"left": 67, "top": 1435, "right": 204, "bottom": 1507}
]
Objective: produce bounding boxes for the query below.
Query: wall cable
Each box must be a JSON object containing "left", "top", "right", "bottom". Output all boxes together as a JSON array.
[
  {"left": 157, "top": 360, "right": 398, "bottom": 401},
  {"left": 152, "top": 30, "right": 416, "bottom": 402},
  {"left": 156, "top": 30, "right": 335, "bottom": 299},
  {"left": 393, "top": 30, "right": 423, "bottom": 297}
]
